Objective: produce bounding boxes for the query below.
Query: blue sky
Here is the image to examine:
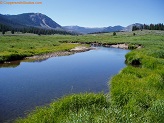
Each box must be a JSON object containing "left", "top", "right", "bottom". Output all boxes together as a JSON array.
[{"left": 0, "top": 0, "right": 163, "bottom": 27}]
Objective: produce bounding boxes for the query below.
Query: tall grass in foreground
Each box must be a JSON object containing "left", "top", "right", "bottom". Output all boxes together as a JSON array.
[
  {"left": 110, "top": 39, "right": 164, "bottom": 122},
  {"left": 9, "top": 30, "right": 164, "bottom": 122},
  {"left": 16, "top": 93, "right": 110, "bottom": 123}
]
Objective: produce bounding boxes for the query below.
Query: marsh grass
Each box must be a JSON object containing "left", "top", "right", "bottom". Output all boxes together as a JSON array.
[
  {"left": 0, "top": 35, "right": 81, "bottom": 62},
  {"left": 16, "top": 93, "right": 110, "bottom": 123},
  {"left": 110, "top": 31, "right": 164, "bottom": 122}
]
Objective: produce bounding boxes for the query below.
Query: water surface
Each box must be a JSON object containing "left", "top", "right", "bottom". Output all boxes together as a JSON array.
[{"left": 0, "top": 47, "right": 129, "bottom": 122}]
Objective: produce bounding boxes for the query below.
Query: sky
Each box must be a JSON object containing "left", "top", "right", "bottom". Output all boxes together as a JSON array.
[{"left": 0, "top": 0, "right": 164, "bottom": 27}]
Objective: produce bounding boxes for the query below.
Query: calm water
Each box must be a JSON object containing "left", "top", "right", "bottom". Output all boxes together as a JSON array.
[{"left": 0, "top": 47, "right": 129, "bottom": 122}]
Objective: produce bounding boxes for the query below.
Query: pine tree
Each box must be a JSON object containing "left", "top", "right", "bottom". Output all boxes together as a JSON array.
[
  {"left": 2, "top": 30, "right": 5, "bottom": 35},
  {"left": 150, "top": 24, "right": 154, "bottom": 30},
  {"left": 0, "top": 24, "right": 2, "bottom": 32},
  {"left": 11, "top": 30, "right": 14, "bottom": 34},
  {"left": 162, "top": 23, "right": 164, "bottom": 30},
  {"left": 38, "top": 30, "right": 41, "bottom": 36}
]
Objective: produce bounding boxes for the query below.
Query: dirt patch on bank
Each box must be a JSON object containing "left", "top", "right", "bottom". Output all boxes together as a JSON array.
[
  {"left": 25, "top": 52, "right": 73, "bottom": 61},
  {"left": 70, "top": 46, "right": 95, "bottom": 52},
  {"left": 25, "top": 46, "right": 94, "bottom": 61},
  {"left": 91, "top": 43, "right": 141, "bottom": 49},
  {"left": 110, "top": 44, "right": 129, "bottom": 49}
]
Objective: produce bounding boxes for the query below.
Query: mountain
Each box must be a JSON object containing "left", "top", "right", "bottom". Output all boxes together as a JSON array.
[
  {"left": 63, "top": 24, "right": 143, "bottom": 34},
  {"left": 0, "top": 14, "right": 24, "bottom": 28},
  {"left": 64, "top": 25, "right": 125, "bottom": 34},
  {"left": 123, "top": 23, "right": 143, "bottom": 31},
  {"left": 0, "top": 13, "right": 62, "bottom": 30},
  {"left": 0, "top": 13, "right": 144, "bottom": 33},
  {"left": 63, "top": 26, "right": 105, "bottom": 34},
  {"left": 103, "top": 25, "right": 125, "bottom": 32}
]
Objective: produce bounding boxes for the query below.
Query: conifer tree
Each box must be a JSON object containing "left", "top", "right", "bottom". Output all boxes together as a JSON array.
[
  {"left": 11, "top": 30, "right": 14, "bottom": 34},
  {"left": 2, "top": 30, "right": 5, "bottom": 35}
]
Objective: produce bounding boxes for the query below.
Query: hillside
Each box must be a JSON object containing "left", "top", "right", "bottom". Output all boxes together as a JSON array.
[
  {"left": 0, "top": 13, "right": 62, "bottom": 30},
  {"left": 63, "top": 26, "right": 105, "bottom": 34},
  {"left": 0, "top": 13, "right": 145, "bottom": 34},
  {"left": 64, "top": 23, "right": 144, "bottom": 34},
  {"left": 103, "top": 25, "right": 124, "bottom": 32}
]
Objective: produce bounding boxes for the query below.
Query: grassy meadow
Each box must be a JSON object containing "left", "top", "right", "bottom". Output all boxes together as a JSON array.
[
  {"left": 1, "top": 30, "right": 164, "bottom": 122},
  {"left": 0, "top": 35, "right": 81, "bottom": 63}
]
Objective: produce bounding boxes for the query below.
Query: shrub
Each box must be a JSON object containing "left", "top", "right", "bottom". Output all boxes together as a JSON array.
[{"left": 113, "top": 32, "right": 116, "bottom": 36}]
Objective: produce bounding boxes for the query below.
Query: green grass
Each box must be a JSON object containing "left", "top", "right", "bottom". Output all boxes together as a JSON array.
[
  {"left": 0, "top": 30, "right": 164, "bottom": 122},
  {"left": 16, "top": 93, "right": 110, "bottom": 123},
  {"left": 0, "top": 35, "right": 82, "bottom": 62}
]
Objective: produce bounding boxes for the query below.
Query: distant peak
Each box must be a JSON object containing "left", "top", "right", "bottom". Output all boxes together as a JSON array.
[
  {"left": 17, "top": 12, "right": 45, "bottom": 16},
  {"left": 34, "top": 13, "right": 45, "bottom": 16},
  {"left": 0, "top": 12, "right": 62, "bottom": 29}
]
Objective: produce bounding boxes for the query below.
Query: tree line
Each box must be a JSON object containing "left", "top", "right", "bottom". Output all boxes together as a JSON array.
[
  {"left": 0, "top": 23, "right": 78, "bottom": 35},
  {"left": 132, "top": 23, "right": 164, "bottom": 31}
]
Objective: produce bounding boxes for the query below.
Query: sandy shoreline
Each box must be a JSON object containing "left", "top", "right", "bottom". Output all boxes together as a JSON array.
[
  {"left": 2, "top": 43, "right": 140, "bottom": 64},
  {"left": 25, "top": 46, "right": 94, "bottom": 61},
  {"left": 25, "top": 43, "right": 141, "bottom": 61},
  {"left": 92, "top": 43, "right": 141, "bottom": 49},
  {"left": 110, "top": 44, "right": 129, "bottom": 49}
]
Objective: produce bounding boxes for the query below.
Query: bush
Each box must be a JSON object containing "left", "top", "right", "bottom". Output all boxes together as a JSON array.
[
  {"left": 125, "top": 50, "right": 142, "bottom": 66},
  {"left": 128, "top": 44, "right": 138, "bottom": 49},
  {"left": 113, "top": 32, "right": 116, "bottom": 36}
]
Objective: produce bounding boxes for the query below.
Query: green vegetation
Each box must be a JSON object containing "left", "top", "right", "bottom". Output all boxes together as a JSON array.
[
  {"left": 132, "top": 23, "right": 164, "bottom": 31},
  {"left": 16, "top": 93, "right": 110, "bottom": 123},
  {"left": 0, "top": 30, "right": 164, "bottom": 122},
  {"left": 0, "top": 23, "right": 77, "bottom": 35},
  {"left": 0, "top": 35, "right": 81, "bottom": 63},
  {"left": 113, "top": 32, "right": 116, "bottom": 36}
]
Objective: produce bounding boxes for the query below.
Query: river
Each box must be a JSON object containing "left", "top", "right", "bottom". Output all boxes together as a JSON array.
[{"left": 0, "top": 47, "right": 129, "bottom": 122}]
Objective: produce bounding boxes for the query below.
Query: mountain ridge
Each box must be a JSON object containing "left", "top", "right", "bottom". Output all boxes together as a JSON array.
[
  {"left": 0, "top": 13, "right": 62, "bottom": 30},
  {"left": 63, "top": 26, "right": 105, "bottom": 34},
  {"left": 63, "top": 23, "right": 143, "bottom": 34},
  {"left": 0, "top": 13, "right": 144, "bottom": 34}
]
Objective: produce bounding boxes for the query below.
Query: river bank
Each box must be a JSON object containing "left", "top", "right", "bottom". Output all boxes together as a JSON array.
[
  {"left": 24, "top": 43, "right": 140, "bottom": 62},
  {"left": 25, "top": 46, "right": 94, "bottom": 61},
  {"left": 0, "top": 34, "right": 141, "bottom": 63},
  {"left": 1, "top": 43, "right": 137, "bottom": 64}
]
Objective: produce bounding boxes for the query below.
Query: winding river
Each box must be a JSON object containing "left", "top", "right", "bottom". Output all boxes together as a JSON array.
[{"left": 0, "top": 47, "right": 129, "bottom": 122}]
